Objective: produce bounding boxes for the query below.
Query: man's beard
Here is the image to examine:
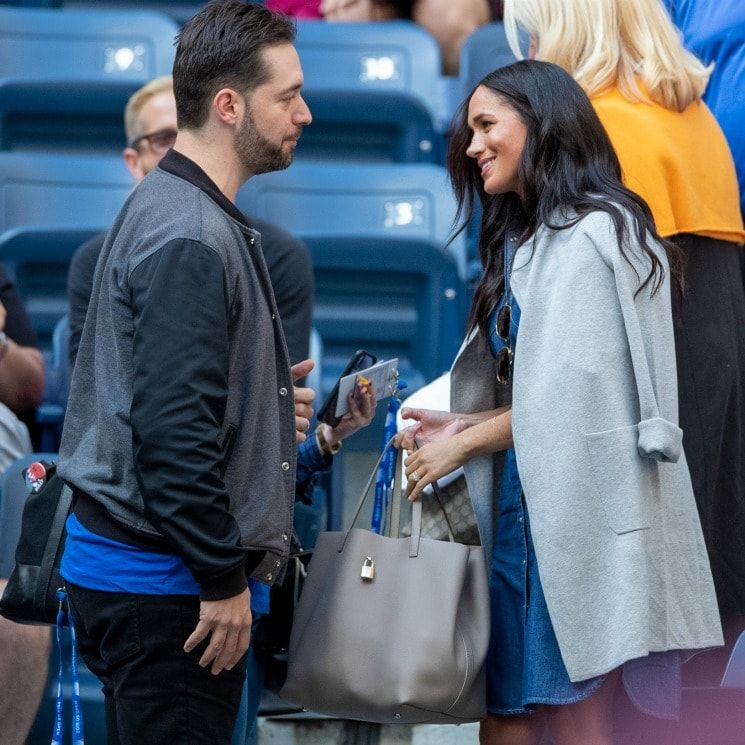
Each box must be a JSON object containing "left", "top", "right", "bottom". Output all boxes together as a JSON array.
[{"left": 235, "top": 109, "right": 295, "bottom": 175}]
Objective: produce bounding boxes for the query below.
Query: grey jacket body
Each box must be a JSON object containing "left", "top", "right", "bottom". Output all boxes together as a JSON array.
[
  {"left": 59, "top": 158, "right": 297, "bottom": 596},
  {"left": 452, "top": 210, "right": 722, "bottom": 681}
]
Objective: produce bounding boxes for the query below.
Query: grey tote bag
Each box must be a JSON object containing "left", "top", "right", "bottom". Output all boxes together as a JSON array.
[{"left": 280, "top": 443, "right": 489, "bottom": 724}]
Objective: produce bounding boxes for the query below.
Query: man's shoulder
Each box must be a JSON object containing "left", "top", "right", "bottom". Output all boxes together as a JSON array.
[{"left": 121, "top": 173, "right": 235, "bottom": 264}]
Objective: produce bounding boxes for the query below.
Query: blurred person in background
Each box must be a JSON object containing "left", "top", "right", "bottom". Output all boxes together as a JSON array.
[
  {"left": 0, "top": 268, "right": 44, "bottom": 471},
  {"left": 662, "top": 0, "right": 745, "bottom": 221},
  {"left": 268, "top": 0, "right": 503, "bottom": 74},
  {"left": 0, "top": 269, "right": 48, "bottom": 745},
  {"left": 504, "top": 0, "right": 745, "bottom": 647},
  {"left": 68, "top": 76, "right": 313, "bottom": 370}
]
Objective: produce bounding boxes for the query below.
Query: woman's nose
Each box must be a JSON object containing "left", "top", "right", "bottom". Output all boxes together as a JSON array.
[{"left": 466, "top": 134, "right": 483, "bottom": 159}]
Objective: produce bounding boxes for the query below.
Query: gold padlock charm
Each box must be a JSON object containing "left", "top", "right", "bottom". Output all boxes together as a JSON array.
[{"left": 361, "top": 557, "right": 375, "bottom": 581}]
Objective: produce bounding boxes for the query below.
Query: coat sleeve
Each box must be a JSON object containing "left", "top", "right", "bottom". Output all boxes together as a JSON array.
[
  {"left": 128, "top": 238, "right": 249, "bottom": 601},
  {"left": 585, "top": 216, "right": 683, "bottom": 463}
]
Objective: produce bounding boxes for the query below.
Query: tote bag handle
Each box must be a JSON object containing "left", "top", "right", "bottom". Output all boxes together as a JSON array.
[{"left": 342, "top": 438, "right": 455, "bottom": 557}]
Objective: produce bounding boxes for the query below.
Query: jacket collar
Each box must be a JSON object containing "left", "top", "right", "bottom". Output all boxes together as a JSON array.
[{"left": 157, "top": 149, "right": 251, "bottom": 230}]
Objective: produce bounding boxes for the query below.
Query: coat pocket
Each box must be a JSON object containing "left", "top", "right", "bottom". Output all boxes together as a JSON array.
[{"left": 585, "top": 424, "right": 654, "bottom": 534}]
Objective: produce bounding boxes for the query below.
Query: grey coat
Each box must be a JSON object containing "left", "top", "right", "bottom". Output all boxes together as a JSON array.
[{"left": 451, "top": 210, "right": 722, "bottom": 681}]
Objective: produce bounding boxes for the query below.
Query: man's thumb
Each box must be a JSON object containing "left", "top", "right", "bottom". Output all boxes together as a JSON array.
[{"left": 291, "top": 358, "right": 315, "bottom": 382}]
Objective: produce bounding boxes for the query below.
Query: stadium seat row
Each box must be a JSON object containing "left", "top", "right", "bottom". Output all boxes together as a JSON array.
[{"left": 0, "top": 5, "right": 514, "bottom": 162}]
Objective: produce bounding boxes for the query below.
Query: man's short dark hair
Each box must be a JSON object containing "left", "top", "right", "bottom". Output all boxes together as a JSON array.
[{"left": 173, "top": 0, "right": 296, "bottom": 130}]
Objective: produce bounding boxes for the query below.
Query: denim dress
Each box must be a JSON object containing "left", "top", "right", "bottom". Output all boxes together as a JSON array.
[{"left": 485, "top": 248, "right": 682, "bottom": 718}]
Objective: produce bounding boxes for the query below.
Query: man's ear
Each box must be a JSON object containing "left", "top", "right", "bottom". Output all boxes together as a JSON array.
[
  {"left": 212, "top": 88, "right": 245, "bottom": 126},
  {"left": 123, "top": 147, "right": 145, "bottom": 181}
]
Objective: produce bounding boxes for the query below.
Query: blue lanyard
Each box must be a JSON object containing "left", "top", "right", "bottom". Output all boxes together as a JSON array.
[
  {"left": 372, "top": 396, "right": 402, "bottom": 534},
  {"left": 52, "top": 588, "right": 85, "bottom": 745}
]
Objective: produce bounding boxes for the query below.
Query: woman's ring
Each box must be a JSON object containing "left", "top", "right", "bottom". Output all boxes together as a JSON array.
[{"left": 412, "top": 472, "right": 421, "bottom": 482}]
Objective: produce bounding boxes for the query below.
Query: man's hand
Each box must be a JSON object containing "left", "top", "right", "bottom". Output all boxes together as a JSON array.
[
  {"left": 183, "top": 588, "right": 252, "bottom": 676},
  {"left": 292, "top": 359, "right": 315, "bottom": 443}
]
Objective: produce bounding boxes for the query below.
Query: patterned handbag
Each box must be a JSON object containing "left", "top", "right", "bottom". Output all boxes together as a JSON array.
[{"left": 402, "top": 474, "right": 480, "bottom": 545}]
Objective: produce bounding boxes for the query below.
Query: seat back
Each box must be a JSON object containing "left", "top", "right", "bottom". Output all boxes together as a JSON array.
[
  {"left": 457, "top": 22, "right": 516, "bottom": 105},
  {"left": 293, "top": 20, "right": 450, "bottom": 163},
  {"left": 0, "top": 6, "right": 178, "bottom": 151},
  {"left": 0, "top": 153, "right": 131, "bottom": 347},
  {"left": 237, "top": 162, "right": 468, "bottom": 404}
]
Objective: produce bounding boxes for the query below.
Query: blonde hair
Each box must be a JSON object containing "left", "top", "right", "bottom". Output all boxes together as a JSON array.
[
  {"left": 503, "top": 0, "right": 712, "bottom": 111},
  {"left": 124, "top": 75, "right": 173, "bottom": 144}
]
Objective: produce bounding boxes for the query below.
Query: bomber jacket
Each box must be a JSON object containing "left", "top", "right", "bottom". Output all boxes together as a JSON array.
[{"left": 58, "top": 150, "right": 297, "bottom": 600}]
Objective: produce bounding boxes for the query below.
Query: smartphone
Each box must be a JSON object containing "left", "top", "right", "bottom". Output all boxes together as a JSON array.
[{"left": 317, "top": 349, "right": 377, "bottom": 427}]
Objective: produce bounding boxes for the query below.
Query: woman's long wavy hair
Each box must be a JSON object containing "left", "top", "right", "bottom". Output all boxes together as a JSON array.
[{"left": 448, "top": 60, "right": 683, "bottom": 338}]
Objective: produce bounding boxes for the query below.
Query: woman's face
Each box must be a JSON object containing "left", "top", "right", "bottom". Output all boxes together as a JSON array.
[{"left": 466, "top": 86, "right": 528, "bottom": 196}]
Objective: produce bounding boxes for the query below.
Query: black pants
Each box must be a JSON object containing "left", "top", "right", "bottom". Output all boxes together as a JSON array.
[
  {"left": 66, "top": 583, "right": 246, "bottom": 745},
  {"left": 671, "top": 235, "right": 745, "bottom": 619}
]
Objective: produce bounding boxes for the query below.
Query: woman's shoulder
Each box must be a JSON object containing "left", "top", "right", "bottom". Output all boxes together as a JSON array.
[{"left": 536, "top": 207, "right": 659, "bottom": 269}]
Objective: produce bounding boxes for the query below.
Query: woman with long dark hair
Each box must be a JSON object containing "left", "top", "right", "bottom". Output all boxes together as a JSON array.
[{"left": 398, "top": 60, "right": 722, "bottom": 745}]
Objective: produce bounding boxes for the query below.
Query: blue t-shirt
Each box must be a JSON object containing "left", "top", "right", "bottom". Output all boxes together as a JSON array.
[
  {"left": 61, "top": 436, "right": 330, "bottom": 614},
  {"left": 663, "top": 0, "right": 745, "bottom": 215}
]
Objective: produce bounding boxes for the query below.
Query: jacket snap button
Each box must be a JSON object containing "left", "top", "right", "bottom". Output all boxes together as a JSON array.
[
  {"left": 279, "top": 387, "right": 288, "bottom": 396},
  {"left": 281, "top": 533, "right": 289, "bottom": 541},
  {"left": 275, "top": 560, "right": 281, "bottom": 568},
  {"left": 281, "top": 461, "right": 290, "bottom": 471},
  {"left": 265, "top": 573, "right": 273, "bottom": 581}
]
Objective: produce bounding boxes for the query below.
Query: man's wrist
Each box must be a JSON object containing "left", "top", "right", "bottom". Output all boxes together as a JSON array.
[{"left": 316, "top": 424, "right": 342, "bottom": 454}]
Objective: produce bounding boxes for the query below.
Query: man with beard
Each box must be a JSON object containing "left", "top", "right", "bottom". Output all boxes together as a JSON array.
[
  {"left": 57, "top": 3, "right": 312, "bottom": 743},
  {"left": 67, "top": 76, "right": 313, "bottom": 369}
]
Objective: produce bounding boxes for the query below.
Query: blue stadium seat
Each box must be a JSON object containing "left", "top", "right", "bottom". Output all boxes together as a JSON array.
[
  {"left": 0, "top": 5, "right": 178, "bottom": 151},
  {"left": 457, "top": 22, "right": 516, "bottom": 106},
  {"left": 293, "top": 20, "right": 452, "bottom": 163},
  {"left": 237, "top": 162, "right": 468, "bottom": 411},
  {"left": 0, "top": 152, "right": 131, "bottom": 347}
]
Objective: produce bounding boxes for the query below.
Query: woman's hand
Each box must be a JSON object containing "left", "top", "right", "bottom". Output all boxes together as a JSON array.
[
  {"left": 394, "top": 408, "right": 467, "bottom": 451},
  {"left": 403, "top": 437, "right": 469, "bottom": 501},
  {"left": 323, "top": 381, "right": 377, "bottom": 447}
]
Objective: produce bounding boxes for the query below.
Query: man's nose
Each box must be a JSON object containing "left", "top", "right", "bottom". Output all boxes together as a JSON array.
[{"left": 295, "top": 95, "right": 312, "bottom": 126}]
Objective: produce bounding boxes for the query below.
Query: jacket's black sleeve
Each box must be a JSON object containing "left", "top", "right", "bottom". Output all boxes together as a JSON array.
[{"left": 129, "top": 239, "right": 247, "bottom": 601}]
